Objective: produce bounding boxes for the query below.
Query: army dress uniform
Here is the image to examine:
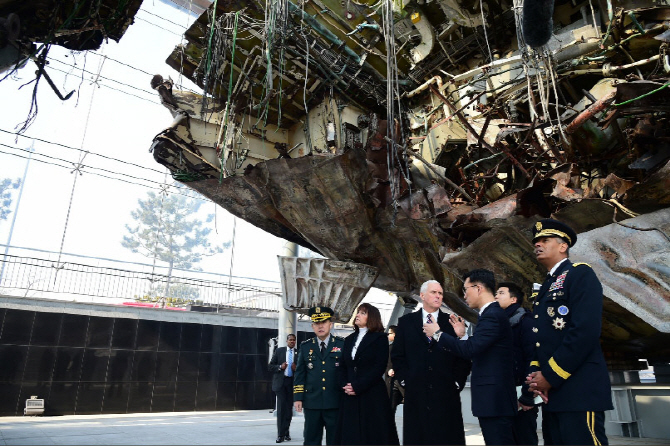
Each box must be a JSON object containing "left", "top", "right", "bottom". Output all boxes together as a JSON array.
[
  {"left": 529, "top": 220, "right": 613, "bottom": 445},
  {"left": 293, "top": 309, "right": 345, "bottom": 445}
]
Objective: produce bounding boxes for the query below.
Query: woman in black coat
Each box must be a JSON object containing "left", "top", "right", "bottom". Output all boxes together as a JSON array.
[{"left": 334, "top": 303, "right": 399, "bottom": 445}]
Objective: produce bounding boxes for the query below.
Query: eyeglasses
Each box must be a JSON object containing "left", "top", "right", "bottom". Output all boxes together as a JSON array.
[{"left": 462, "top": 284, "right": 479, "bottom": 293}]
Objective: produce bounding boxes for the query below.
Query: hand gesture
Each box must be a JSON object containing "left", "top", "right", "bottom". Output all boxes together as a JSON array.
[
  {"left": 291, "top": 362, "right": 297, "bottom": 372},
  {"left": 280, "top": 362, "right": 288, "bottom": 370},
  {"left": 449, "top": 314, "right": 466, "bottom": 338},
  {"left": 294, "top": 401, "right": 303, "bottom": 412},
  {"left": 343, "top": 383, "right": 356, "bottom": 396}
]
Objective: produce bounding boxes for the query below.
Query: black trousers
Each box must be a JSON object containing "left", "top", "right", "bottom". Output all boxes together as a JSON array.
[
  {"left": 275, "top": 376, "right": 294, "bottom": 437},
  {"left": 543, "top": 410, "right": 608, "bottom": 445},
  {"left": 513, "top": 406, "right": 539, "bottom": 445},
  {"left": 479, "top": 416, "right": 515, "bottom": 445},
  {"left": 303, "top": 408, "right": 338, "bottom": 445}
]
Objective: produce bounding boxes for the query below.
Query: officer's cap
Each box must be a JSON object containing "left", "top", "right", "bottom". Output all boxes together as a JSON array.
[
  {"left": 532, "top": 219, "right": 577, "bottom": 247},
  {"left": 309, "top": 306, "right": 334, "bottom": 322}
]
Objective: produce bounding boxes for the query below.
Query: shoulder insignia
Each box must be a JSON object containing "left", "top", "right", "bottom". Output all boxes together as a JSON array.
[
  {"left": 573, "top": 262, "right": 592, "bottom": 268},
  {"left": 334, "top": 335, "right": 344, "bottom": 341},
  {"left": 300, "top": 339, "right": 312, "bottom": 346}
]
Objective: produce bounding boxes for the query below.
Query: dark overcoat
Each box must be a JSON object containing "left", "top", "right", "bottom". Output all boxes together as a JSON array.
[
  {"left": 334, "top": 331, "right": 399, "bottom": 445},
  {"left": 529, "top": 261, "right": 613, "bottom": 412},
  {"left": 436, "top": 302, "right": 517, "bottom": 418},
  {"left": 391, "top": 310, "right": 471, "bottom": 445}
]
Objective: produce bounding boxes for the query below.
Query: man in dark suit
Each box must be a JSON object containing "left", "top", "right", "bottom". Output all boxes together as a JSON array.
[
  {"left": 526, "top": 219, "right": 613, "bottom": 445},
  {"left": 269, "top": 333, "right": 297, "bottom": 443},
  {"left": 424, "top": 269, "right": 517, "bottom": 445},
  {"left": 391, "top": 280, "right": 471, "bottom": 445}
]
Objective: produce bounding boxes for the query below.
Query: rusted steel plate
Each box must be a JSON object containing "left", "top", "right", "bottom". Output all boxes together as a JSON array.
[
  {"left": 278, "top": 257, "right": 379, "bottom": 323},
  {"left": 570, "top": 208, "right": 670, "bottom": 333}
]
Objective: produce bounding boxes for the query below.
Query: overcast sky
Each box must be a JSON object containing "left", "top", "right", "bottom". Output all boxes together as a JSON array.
[{"left": 0, "top": 0, "right": 286, "bottom": 286}]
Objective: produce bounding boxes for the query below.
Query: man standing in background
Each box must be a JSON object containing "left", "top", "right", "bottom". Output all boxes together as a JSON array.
[{"left": 269, "top": 333, "right": 298, "bottom": 443}]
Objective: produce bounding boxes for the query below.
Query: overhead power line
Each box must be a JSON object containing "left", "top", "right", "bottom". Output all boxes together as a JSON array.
[
  {"left": 0, "top": 128, "right": 165, "bottom": 175},
  {"left": 85, "top": 52, "right": 202, "bottom": 95},
  {"left": 138, "top": 9, "right": 191, "bottom": 30},
  {"left": 48, "top": 58, "right": 158, "bottom": 100},
  {"left": 0, "top": 145, "right": 209, "bottom": 201},
  {"left": 135, "top": 16, "right": 184, "bottom": 37},
  {"left": 47, "top": 65, "right": 160, "bottom": 105}
]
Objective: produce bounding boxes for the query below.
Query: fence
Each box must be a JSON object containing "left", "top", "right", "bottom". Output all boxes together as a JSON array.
[{"left": 0, "top": 254, "right": 282, "bottom": 311}]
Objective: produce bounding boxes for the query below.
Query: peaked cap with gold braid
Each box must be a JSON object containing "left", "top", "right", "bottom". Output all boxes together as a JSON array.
[
  {"left": 532, "top": 219, "right": 577, "bottom": 247},
  {"left": 309, "top": 306, "right": 334, "bottom": 322}
]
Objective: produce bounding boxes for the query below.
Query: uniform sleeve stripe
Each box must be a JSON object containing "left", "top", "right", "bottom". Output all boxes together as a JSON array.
[
  {"left": 549, "top": 357, "right": 571, "bottom": 379},
  {"left": 530, "top": 361, "right": 540, "bottom": 367}
]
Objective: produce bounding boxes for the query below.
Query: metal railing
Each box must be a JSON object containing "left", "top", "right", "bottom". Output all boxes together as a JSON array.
[{"left": 0, "top": 254, "right": 282, "bottom": 311}]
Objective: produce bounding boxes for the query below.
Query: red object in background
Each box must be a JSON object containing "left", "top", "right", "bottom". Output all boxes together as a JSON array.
[{"left": 121, "top": 302, "right": 186, "bottom": 311}]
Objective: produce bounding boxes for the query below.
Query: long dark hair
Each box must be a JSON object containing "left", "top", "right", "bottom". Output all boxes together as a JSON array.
[{"left": 354, "top": 303, "right": 384, "bottom": 333}]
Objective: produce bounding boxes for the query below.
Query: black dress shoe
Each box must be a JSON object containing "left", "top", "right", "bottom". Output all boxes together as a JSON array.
[
  {"left": 276, "top": 436, "right": 284, "bottom": 443},
  {"left": 284, "top": 435, "right": 291, "bottom": 441}
]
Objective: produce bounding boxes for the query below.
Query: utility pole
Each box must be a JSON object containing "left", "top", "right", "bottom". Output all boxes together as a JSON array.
[{"left": 0, "top": 141, "right": 33, "bottom": 285}]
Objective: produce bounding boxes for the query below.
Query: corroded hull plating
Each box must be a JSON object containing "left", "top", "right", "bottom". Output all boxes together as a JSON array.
[{"left": 150, "top": 0, "right": 670, "bottom": 366}]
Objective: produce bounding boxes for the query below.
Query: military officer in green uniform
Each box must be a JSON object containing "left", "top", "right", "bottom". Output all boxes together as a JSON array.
[{"left": 293, "top": 306, "right": 345, "bottom": 445}]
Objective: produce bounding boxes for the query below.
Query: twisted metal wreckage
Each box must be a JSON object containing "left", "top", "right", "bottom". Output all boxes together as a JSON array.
[
  {"left": 2, "top": 0, "right": 668, "bottom": 367},
  {"left": 147, "top": 0, "right": 670, "bottom": 368}
]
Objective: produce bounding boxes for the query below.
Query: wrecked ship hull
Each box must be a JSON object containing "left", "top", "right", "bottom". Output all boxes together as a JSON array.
[{"left": 149, "top": 0, "right": 670, "bottom": 366}]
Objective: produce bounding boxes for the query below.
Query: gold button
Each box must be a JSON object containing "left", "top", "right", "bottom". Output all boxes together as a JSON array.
[
  {"left": 322, "top": 361, "right": 325, "bottom": 364},
  {"left": 535, "top": 315, "right": 539, "bottom": 319},
  {"left": 322, "top": 378, "right": 325, "bottom": 381},
  {"left": 532, "top": 327, "right": 538, "bottom": 333},
  {"left": 536, "top": 342, "right": 540, "bottom": 347},
  {"left": 535, "top": 302, "right": 539, "bottom": 306},
  {"left": 322, "top": 370, "right": 325, "bottom": 372},
  {"left": 322, "top": 386, "right": 326, "bottom": 390}
]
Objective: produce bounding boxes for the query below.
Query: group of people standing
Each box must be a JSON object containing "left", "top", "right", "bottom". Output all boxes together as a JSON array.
[{"left": 271, "top": 218, "right": 613, "bottom": 446}]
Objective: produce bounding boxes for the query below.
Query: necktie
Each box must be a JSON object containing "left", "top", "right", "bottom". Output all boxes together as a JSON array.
[
  {"left": 426, "top": 314, "right": 434, "bottom": 342},
  {"left": 320, "top": 341, "right": 326, "bottom": 355},
  {"left": 287, "top": 349, "right": 293, "bottom": 377}
]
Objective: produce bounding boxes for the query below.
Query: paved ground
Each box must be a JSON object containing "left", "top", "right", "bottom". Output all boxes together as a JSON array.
[{"left": 0, "top": 409, "right": 667, "bottom": 445}]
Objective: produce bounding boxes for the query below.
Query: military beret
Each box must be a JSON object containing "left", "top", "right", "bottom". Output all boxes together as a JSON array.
[
  {"left": 309, "top": 306, "right": 334, "bottom": 322},
  {"left": 532, "top": 219, "right": 577, "bottom": 247}
]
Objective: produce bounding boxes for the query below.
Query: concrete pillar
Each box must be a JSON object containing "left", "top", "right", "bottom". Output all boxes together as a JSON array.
[{"left": 278, "top": 241, "right": 298, "bottom": 347}]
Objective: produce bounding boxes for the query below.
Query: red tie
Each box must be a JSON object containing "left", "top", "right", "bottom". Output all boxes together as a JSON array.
[{"left": 426, "top": 314, "right": 434, "bottom": 342}]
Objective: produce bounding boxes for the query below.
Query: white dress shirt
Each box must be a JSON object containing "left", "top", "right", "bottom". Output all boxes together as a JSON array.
[
  {"left": 549, "top": 258, "right": 569, "bottom": 276},
  {"left": 479, "top": 300, "right": 494, "bottom": 315},
  {"left": 351, "top": 327, "right": 368, "bottom": 359},
  {"left": 421, "top": 308, "right": 440, "bottom": 324}
]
